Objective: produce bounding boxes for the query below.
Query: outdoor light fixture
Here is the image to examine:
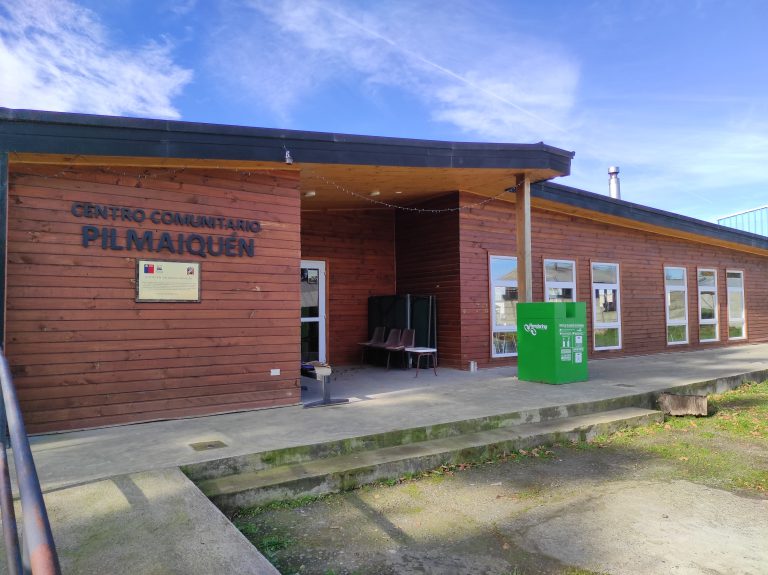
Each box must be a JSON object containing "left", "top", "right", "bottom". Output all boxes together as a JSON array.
[
  {"left": 303, "top": 190, "right": 316, "bottom": 198},
  {"left": 369, "top": 190, "right": 381, "bottom": 197},
  {"left": 285, "top": 150, "right": 293, "bottom": 164}
]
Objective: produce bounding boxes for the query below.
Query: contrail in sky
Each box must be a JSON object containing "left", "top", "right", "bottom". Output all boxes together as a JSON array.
[{"left": 322, "top": 5, "right": 568, "bottom": 136}]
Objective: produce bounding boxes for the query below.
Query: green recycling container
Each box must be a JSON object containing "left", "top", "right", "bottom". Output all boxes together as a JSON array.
[{"left": 516, "top": 302, "right": 588, "bottom": 384}]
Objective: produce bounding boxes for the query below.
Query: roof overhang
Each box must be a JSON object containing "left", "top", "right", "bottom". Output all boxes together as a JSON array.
[
  {"left": 533, "top": 182, "right": 768, "bottom": 257},
  {"left": 1, "top": 108, "right": 574, "bottom": 210}
]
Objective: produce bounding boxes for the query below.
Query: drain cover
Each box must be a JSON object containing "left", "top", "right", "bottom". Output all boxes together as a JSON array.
[{"left": 189, "top": 440, "right": 228, "bottom": 451}]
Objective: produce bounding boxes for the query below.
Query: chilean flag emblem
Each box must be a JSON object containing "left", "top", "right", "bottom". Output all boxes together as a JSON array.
[{"left": 144, "top": 264, "right": 155, "bottom": 274}]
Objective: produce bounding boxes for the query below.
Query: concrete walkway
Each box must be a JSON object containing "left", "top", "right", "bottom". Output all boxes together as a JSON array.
[
  {"left": 9, "top": 344, "right": 768, "bottom": 574},
  {"left": 30, "top": 344, "right": 768, "bottom": 491}
]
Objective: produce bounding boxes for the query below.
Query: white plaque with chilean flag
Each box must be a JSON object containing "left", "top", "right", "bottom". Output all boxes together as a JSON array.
[{"left": 136, "top": 260, "right": 201, "bottom": 302}]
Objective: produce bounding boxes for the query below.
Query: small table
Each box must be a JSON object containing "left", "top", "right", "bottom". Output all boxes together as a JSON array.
[
  {"left": 404, "top": 347, "right": 438, "bottom": 377},
  {"left": 301, "top": 363, "right": 349, "bottom": 408}
]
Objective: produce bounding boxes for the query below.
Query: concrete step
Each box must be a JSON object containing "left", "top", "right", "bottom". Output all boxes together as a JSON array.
[
  {"left": 198, "top": 407, "right": 662, "bottom": 513},
  {"left": 182, "top": 392, "right": 659, "bottom": 483}
]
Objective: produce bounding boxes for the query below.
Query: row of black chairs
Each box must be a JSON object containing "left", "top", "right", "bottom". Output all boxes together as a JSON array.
[{"left": 359, "top": 327, "right": 415, "bottom": 369}]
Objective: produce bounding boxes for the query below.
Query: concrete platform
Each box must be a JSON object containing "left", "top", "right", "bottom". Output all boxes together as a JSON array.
[
  {"left": 40, "top": 468, "right": 279, "bottom": 575},
  {"left": 6, "top": 344, "right": 768, "bottom": 574},
  {"left": 29, "top": 344, "right": 768, "bottom": 492}
]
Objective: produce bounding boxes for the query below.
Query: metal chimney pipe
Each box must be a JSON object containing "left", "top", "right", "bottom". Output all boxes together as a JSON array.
[{"left": 608, "top": 166, "right": 621, "bottom": 199}]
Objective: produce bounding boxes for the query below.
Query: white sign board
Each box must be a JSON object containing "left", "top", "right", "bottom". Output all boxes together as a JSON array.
[{"left": 136, "top": 260, "right": 201, "bottom": 302}]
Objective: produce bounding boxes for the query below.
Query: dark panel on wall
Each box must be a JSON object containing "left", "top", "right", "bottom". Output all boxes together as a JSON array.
[
  {"left": 301, "top": 209, "right": 396, "bottom": 364},
  {"left": 6, "top": 164, "right": 302, "bottom": 432},
  {"left": 396, "top": 194, "right": 462, "bottom": 368}
]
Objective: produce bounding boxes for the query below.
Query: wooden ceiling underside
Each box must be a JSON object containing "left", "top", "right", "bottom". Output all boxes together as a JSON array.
[
  {"left": 10, "top": 152, "right": 559, "bottom": 210},
  {"left": 298, "top": 163, "right": 558, "bottom": 210}
]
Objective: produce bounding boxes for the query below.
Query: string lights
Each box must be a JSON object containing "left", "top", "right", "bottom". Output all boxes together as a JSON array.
[
  {"left": 9, "top": 156, "right": 518, "bottom": 214},
  {"left": 305, "top": 170, "right": 517, "bottom": 213}
]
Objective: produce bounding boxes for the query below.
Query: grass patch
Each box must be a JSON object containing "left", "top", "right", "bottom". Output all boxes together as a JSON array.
[
  {"left": 602, "top": 380, "right": 768, "bottom": 492},
  {"left": 232, "top": 516, "right": 294, "bottom": 566},
  {"left": 233, "top": 494, "right": 328, "bottom": 519}
]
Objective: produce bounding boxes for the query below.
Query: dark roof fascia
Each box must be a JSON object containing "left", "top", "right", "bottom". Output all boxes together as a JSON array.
[
  {"left": 0, "top": 108, "right": 574, "bottom": 174},
  {"left": 532, "top": 181, "right": 768, "bottom": 252}
]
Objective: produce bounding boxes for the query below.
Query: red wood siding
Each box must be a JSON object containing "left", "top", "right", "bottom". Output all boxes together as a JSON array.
[
  {"left": 301, "top": 209, "right": 396, "bottom": 364},
  {"left": 6, "top": 165, "right": 302, "bottom": 433},
  {"left": 396, "top": 194, "right": 462, "bottom": 368},
  {"left": 458, "top": 194, "right": 517, "bottom": 368},
  {"left": 533, "top": 207, "right": 768, "bottom": 354},
  {"left": 458, "top": 192, "right": 768, "bottom": 368}
]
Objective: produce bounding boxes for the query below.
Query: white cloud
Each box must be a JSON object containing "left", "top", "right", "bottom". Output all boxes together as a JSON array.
[
  {"left": 0, "top": 0, "right": 192, "bottom": 118},
  {"left": 564, "top": 112, "right": 768, "bottom": 221},
  {"left": 206, "top": 0, "right": 579, "bottom": 141},
  {"left": 165, "top": 0, "right": 198, "bottom": 16}
]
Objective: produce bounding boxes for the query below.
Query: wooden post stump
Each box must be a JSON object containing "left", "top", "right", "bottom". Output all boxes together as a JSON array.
[{"left": 658, "top": 393, "right": 708, "bottom": 416}]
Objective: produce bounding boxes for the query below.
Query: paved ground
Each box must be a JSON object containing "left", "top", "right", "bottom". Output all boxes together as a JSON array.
[
  {"left": 3, "top": 344, "right": 767, "bottom": 574},
  {"left": 29, "top": 344, "right": 768, "bottom": 491},
  {"left": 244, "top": 438, "right": 768, "bottom": 574},
  {"left": 41, "top": 468, "right": 278, "bottom": 575}
]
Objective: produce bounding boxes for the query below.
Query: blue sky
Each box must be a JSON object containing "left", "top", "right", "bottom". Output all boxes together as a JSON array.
[{"left": 1, "top": 0, "right": 767, "bottom": 222}]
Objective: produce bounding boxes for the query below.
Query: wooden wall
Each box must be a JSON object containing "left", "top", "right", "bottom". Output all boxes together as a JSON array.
[
  {"left": 458, "top": 192, "right": 768, "bottom": 367},
  {"left": 301, "top": 209, "right": 396, "bottom": 364},
  {"left": 458, "top": 193, "right": 517, "bottom": 368},
  {"left": 532, "top": 207, "right": 768, "bottom": 354},
  {"left": 6, "top": 164, "right": 302, "bottom": 433},
  {"left": 396, "top": 194, "right": 463, "bottom": 368}
]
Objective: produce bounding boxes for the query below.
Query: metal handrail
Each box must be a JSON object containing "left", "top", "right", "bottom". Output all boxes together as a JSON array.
[{"left": 0, "top": 351, "right": 61, "bottom": 574}]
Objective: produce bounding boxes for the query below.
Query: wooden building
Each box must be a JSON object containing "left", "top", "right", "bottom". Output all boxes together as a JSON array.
[{"left": 1, "top": 108, "right": 766, "bottom": 433}]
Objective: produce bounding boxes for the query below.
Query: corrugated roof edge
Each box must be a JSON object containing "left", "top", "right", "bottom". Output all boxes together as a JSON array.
[
  {"left": 532, "top": 181, "right": 768, "bottom": 252},
  {"left": 0, "top": 107, "right": 574, "bottom": 173}
]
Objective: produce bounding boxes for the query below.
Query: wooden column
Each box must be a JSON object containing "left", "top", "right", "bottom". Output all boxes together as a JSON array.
[{"left": 515, "top": 173, "right": 532, "bottom": 302}]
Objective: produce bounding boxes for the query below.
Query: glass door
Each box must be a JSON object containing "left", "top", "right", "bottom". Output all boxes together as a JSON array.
[{"left": 300, "top": 260, "right": 326, "bottom": 363}]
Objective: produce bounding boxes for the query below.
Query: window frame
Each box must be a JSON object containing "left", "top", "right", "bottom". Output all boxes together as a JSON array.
[
  {"left": 591, "top": 262, "right": 621, "bottom": 351},
  {"left": 543, "top": 258, "right": 576, "bottom": 303},
  {"left": 697, "top": 268, "right": 719, "bottom": 343},
  {"left": 489, "top": 255, "right": 518, "bottom": 358},
  {"left": 664, "top": 266, "right": 689, "bottom": 345},
  {"left": 726, "top": 269, "right": 747, "bottom": 341}
]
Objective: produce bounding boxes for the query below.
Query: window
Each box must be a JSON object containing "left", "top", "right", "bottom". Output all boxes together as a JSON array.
[
  {"left": 697, "top": 268, "right": 718, "bottom": 342},
  {"left": 664, "top": 267, "right": 688, "bottom": 344},
  {"left": 592, "top": 263, "right": 621, "bottom": 350},
  {"left": 544, "top": 259, "right": 576, "bottom": 302},
  {"left": 490, "top": 255, "right": 518, "bottom": 357},
  {"left": 727, "top": 270, "right": 746, "bottom": 340}
]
